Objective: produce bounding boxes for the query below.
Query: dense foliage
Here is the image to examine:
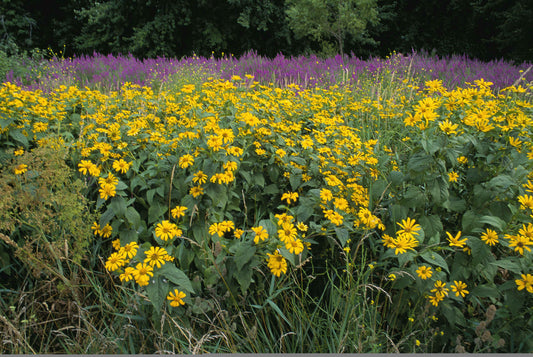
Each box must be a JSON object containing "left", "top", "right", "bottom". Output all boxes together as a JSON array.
[
  {"left": 0, "top": 0, "right": 532, "bottom": 61},
  {"left": 1, "top": 53, "right": 532, "bottom": 353}
]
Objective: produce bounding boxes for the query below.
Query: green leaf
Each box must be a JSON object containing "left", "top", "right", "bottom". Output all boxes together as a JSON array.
[
  {"left": 99, "top": 206, "right": 116, "bottom": 227},
  {"left": 486, "top": 174, "right": 514, "bottom": 190},
  {"left": 471, "top": 284, "right": 500, "bottom": 299},
  {"left": 420, "top": 251, "right": 449, "bottom": 273},
  {"left": 119, "top": 229, "right": 137, "bottom": 244},
  {"left": 335, "top": 227, "right": 349, "bottom": 247},
  {"left": 158, "top": 264, "right": 195, "bottom": 294},
  {"left": 234, "top": 243, "right": 256, "bottom": 271},
  {"left": 289, "top": 173, "right": 301, "bottom": 190},
  {"left": 407, "top": 151, "right": 433, "bottom": 173},
  {"left": 205, "top": 183, "right": 227, "bottom": 209},
  {"left": 148, "top": 201, "right": 167, "bottom": 224},
  {"left": 144, "top": 275, "right": 168, "bottom": 312},
  {"left": 109, "top": 196, "right": 127, "bottom": 217},
  {"left": 419, "top": 215, "right": 443, "bottom": 239},
  {"left": 8, "top": 129, "right": 29, "bottom": 147},
  {"left": 235, "top": 265, "right": 253, "bottom": 293},
  {"left": 489, "top": 259, "right": 521, "bottom": 274},
  {"left": 441, "top": 302, "right": 467, "bottom": 327},
  {"left": 263, "top": 184, "right": 280, "bottom": 195},
  {"left": 253, "top": 172, "right": 265, "bottom": 187},
  {"left": 125, "top": 206, "right": 141, "bottom": 228},
  {"left": 461, "top": 210, "right": 481, "bottom": 233},
  {"left": 295, "top": 196, "right": 314, "bottom": 222},
  {"left": 401, "top": 186, "right": 425, "bottom": 209},
  {"left": 479, "top": 215, "right": 507, "bottom": 231}
]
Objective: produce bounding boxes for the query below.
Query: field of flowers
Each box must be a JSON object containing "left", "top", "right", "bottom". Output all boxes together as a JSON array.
[{"left": 1, "top": 52, "right": 533, "bottom": 353}]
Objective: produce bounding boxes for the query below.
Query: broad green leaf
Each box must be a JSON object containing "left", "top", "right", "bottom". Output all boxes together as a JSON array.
[
  {"left": 8, "top": 129, "right": 29, "bottom": 147},
  {"left": 295, "top": 196, "right": 314, "bottom": 222},
  {"left": 407, "top": 151, "right": 433, "bottom": 173},
  {"left": 420, "top": 251, "right": 449, "bottom": 273},
  {"left": 119, "top": 229, "right": 137, "bottom": 244},
  {"left": 234, "top": 243, "right": 256, "bottom": 271},
  {"left": 99, "top": 206, "right": 116, "bottom": 227},
  {"left": 252, "top": 172, "right": 265, "bottom": 187},
  {"left": 205, "top": 183, "right": 227, "bottom": 208},
  {"left": 334, "top": 227, "right": 349, "bottom": 247},
  {"left": 148, "top": 201, "right": 167, "bottom": 224},
  {"left": 158, "top": 264, "right": 195, "bottom": 293},
  {"left": 109, "top": 196, "right": 127, "bottom": 217},
  {"left": 263, "top": 183, "right": 280, "bottom": 195},
  {"left": 235, "top": 265, "right": 253, "bottom": 293},
  {"left": 479, "top": 215, "right": 507, "bottom": 231},
  {"left": 125, "top": 206, "right": 141, "bottom": 228},
  {"left": 419, "top": 215, "right": 443, "bottom": 239},
  {"left": 487, "top": 174, "right": 514, "bottom": 190},
  {"left": 471, "top": 284, "right": 500, "bottom": 299},
  {"left": 144, "top": 276, "right": 168, "bottom": 312},
  {"left": 489, "top": 259, "right": 521, "bottom": 274}
]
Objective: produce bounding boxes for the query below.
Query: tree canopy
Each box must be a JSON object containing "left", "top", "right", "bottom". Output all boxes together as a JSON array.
[{"left": 0, "top": 0, "right": 531, "bottom": 62}]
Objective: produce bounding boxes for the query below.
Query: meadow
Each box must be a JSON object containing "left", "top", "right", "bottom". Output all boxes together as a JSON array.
[{"left": 1, "top": 51, "right": 533, "bottom": 353}]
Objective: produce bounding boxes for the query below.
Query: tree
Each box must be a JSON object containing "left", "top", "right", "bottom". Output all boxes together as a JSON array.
[{"left": 285, "top": 0, "right": 379, "bottom": 56}]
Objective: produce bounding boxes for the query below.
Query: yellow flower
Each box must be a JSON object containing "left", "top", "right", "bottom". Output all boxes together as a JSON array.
[
  {"left": 518, "top": 194, "right": 533, "bottom": 210},
  {"left": 190, "top": 185, "right": 204, "bottom": 197},
  {"left": 100, "top": 223, "right": 113, "bottom": 238},
  {"left": 251, "top": 226, "right": 268, "bottom": 244},
  {"left": 155, "top": 220, "right": 179, "bottom": 241},
  {"left": 416, "top": 265, "right": 433, "bottom": 280},
  {"left": 324, "top": 209, "right": 343, "bottom": 226},
  {"left": 281, "top": 191, "right": 299, "bottom": 205},
  {"left": 267, "top": 250, "right": 287, "bottom": 277},
  {"left": 428, "top": 293, "right": 444, "bottom": 307},
  {"left": 132, "top": 263, "right": 154, "bottom": 286},
  {"left": 448, "top": 171, "right": 459, "bottom": 183},
  {"left": 99, "top": 183, "right": 117, "bottom": 200},
  {"left": 219, "top": 220, "right": 235, "bottom": 233},
  {"left": 119, "top": 242, "right": 139, "bottom": 259},
  {"left": 278, "top": 223, "right": 298, "bottom": 244},
  {"left": 438, "top": 119, "right": 458, "bottom": 135},
  {"left": 446, "top": 231, "right": 467, "bottom": 248},
  {"left": 171, "top": 205, "right": 187, "bottom": 219},
  {"left": 144, "top": 246, "right": 169, "bottom": 268},
  {"left": 396, "top": 217, "right": 421, "bottom": 238},
  {"left": 78, "top": 160, "right": 94, "bottom": 175},
  {"left": 105, "top": 252, "right": 126, "bottom": 272},
  {"left": 119, "top": 267, "right": 135, "bottom": 282},
  {"left": 430, "top": 280, "right": 449, "bottom": 298},
  {"left": 451, "top": 281, "right": 469, "bottom": 297},
  {"left": 167, "top": 289, "right": 186, "bottom": 307},
  {"left": 98, "top": 172, "right": 119, "bottom": 187},
  {"left": 91, "top": 222, "right": 101, "bottom": 236},
  {"left": 192, "top": 170, "right": 207, "bottom": 184},
  {"left": 480, "top": 228, "right": 499, "bottom": 246},
  {"left": 179, "top": 154, "right": 194, "bottom": 169},
  {"left": 515, "top": 274, "right": 533, "bottom": 293},
  {"left": 13, "top": 164, "right": 28, "bottom": 175},
  {"left": 112, "top": 159, "right": 131, "bottom": 174},
  {"left": 381, "top": 234, "right": 395, "bottom": 248},
  {"left": 14, "top": 148, "right": 24, "bottom": 156},
  {"left": 457, "top": 156, "right": 468, "bottom": 164},
  {"left": 391, "top": 233, "right": 419, "bottom": 254},
  {"left": 286, "top": 239, "right": 304, "bottom": 255},
  {"left": 234, "top": 228, "right": 244, "bottom": 239},
  {"left": 507, "top": 234, "right": 532, "bottom": 255},
  {"left": 296, "top": 222, "right": 308, "bottom": 232},
  {"left": 209, "top": 222, "right": 225, "bottom": 237}
]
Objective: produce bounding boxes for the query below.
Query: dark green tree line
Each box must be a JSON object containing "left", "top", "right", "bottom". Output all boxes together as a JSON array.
[{"left": 0, "top": 0, "right": 532, "bottom": 61}]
